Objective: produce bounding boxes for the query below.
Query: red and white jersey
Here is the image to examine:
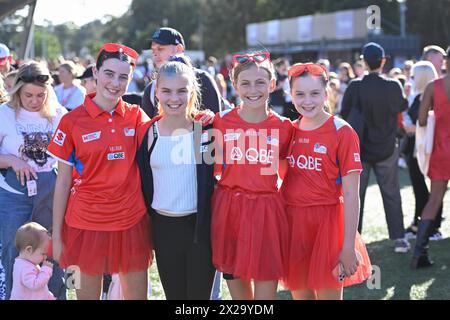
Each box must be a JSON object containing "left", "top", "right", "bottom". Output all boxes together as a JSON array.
[
  {"left": 213, "top": 108, "right": 293, "bottom": 193},
  {"left": 47, "top": 93, "right": 151, "bottom": 231},
  {"left": 281, "top": 116, "right": 362, "bottom": 207}
]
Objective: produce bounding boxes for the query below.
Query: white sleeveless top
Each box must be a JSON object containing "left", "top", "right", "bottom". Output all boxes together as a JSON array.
[{"left": 150, "top": 122, "right": 197, "bottom": 216}]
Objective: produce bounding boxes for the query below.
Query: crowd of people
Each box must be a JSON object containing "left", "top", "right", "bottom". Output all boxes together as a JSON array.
[{"left": 0, "top": 27, "right": 448, "bottom": 300}]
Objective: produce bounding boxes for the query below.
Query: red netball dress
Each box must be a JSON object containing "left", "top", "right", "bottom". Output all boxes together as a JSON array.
[
  {"left": 47, "top": 93, "right": 153, "bottom": 275},
  {"left": 428, "top": 78, "right": 450, "bottom": 180},
  {"left": 281, "top": 116, "right": 372, "bottom": 290},
  {"left": 211, "top": 108, "right": 293, "bottom": 281}
]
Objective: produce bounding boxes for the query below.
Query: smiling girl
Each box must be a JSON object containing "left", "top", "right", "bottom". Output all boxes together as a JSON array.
[
  {"left": 48, "top": 43, "right": 152, "bottom": 300},
  {"left": 136, "top": 56, "right": 216, "bottom": 299},
  {"left": 281, "top": 63, "right": 372, "bottom": 300},
  {"left": 211, "top": 52, "right": 293, "bottom": 300}
]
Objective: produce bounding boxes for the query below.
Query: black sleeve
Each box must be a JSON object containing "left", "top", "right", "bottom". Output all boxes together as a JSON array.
[
  {"left": 197, "top": 70, "right": 222, "bottom": 113},
  {"left": 391, "top": 79, "right": 408, "bottom": 113},
  {"left": 140, "top": 82, "right": 156, "bottom": 118},
  {"left": 407, "top": 94, "right": 421, "bottom": 124},
  {"left": 340, "top": 80, "right": 358, "bottom": 120}
]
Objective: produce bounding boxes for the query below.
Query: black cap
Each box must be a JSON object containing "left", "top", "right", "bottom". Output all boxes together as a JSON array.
[
  {"left": 77, "top": 65, "right": 93, "bottom": 80},
  {"left": 151, "top": 27, "right": 185, "bottom": 47},
  {"left": 360, "top": 42, "right": 385, "bottom": 62}
]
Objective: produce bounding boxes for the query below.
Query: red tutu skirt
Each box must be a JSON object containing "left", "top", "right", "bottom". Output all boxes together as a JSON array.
[
  {"left": 59, "top": 214, "right": 153, "bottom": 275},
  {"left": 211, "top": 186, "right": 289, "bottom": 281},
  {"left": 283, "top": 204, "right": 372, "bottom": 291}
]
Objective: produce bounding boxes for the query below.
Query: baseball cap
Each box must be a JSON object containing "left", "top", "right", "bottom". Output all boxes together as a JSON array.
[
  {"left": 0, "top": 43, "right": 11, "bottom": 66},
  {"left": 360, "top": 42, "right": 385, "bottom": 62},
  {"left": 77, "top": 65, "right": 94, "bottom": 80},
  {"left": 151, "top": 27, "right": 185, "bottom": 47}
]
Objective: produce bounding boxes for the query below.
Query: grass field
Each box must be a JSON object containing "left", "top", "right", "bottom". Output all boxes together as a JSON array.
[{"left": 68, "top": 167, "right": 450, "bottom": 300}]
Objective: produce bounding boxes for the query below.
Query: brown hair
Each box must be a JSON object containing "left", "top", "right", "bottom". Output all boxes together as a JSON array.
[
  {"left": 289, "top": 69, "right": 330, "bottom": 113},
  {"left": 15, "top": 222, "right": 49, "bottom": 252},
  {"left": 230, "top": 54, "right": 275, "bottom": 84}
]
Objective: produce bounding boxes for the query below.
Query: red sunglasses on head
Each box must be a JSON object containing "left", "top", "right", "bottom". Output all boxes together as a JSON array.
[
  {"left": 97, "top": 43, "right": 139, "bottom": 62},
  {"left": 288, "top": 63, "right": 328, "bottom": 81},
  {"left": 232, "top": 52, "right": 270, "bottom": 66}
]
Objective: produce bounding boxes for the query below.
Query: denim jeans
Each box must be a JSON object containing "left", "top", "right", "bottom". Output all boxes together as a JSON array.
[{"left": 0, "top": 169, "right": 66, "bottom": 300}]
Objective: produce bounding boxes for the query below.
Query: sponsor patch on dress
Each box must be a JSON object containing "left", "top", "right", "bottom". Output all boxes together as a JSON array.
[
  {"left": 53, "top": 129, "right": 66, "bottom": 146},
  {"left": 124, "top": 128, "right": 136, "bottom": 136},
  {"left": 82, "top": 131, "right": 101, "bottom": 143},
  {"left": 224, "top": 133, "right": 240, "bottom": 141},
  {"left": 107, "top": 152, "right": 125, "bottom": 160},
  {"left": 313, "top": 143, "right": 327, "bottom": 154}
]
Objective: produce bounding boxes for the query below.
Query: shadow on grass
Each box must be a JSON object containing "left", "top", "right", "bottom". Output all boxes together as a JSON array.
[
  {"left": 345, "top": 237, "right": 450, "bottom": 300},
  {"left": 276, "top": 238, "right": 450, "bottom": 300}
]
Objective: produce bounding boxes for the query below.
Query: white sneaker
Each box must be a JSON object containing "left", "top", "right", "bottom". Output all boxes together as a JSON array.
[
  {"left": 394, "top": 238, "right": 410, "bottom": 253},
  {"left": 398, "top": 157, "right": 408, "bottom": 169}
]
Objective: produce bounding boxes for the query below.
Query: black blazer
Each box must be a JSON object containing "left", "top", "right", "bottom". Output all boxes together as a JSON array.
[{"left": 136, "top": 120, "right": 215, "bottom": 244}]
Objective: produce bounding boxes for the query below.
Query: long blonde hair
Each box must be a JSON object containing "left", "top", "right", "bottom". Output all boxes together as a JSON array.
[
  {"left": 8, "top": 61, "right": 56, "bottom": 121},
  {"left": 156, "top": 57, "right": 201, "bottom": 120},
  {"left": 411, "top": 61, "right": 438, "bottom": 95}
]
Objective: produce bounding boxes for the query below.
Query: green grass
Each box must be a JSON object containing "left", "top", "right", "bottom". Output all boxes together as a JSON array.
[{"left": 68, "top": 168, "right": 450, "bottom": 300}]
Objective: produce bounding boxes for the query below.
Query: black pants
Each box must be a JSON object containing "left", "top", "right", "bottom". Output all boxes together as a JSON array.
[
  {"left": 359, "top": 147, "right": 405, "bottom": 239},
  {"left": 405, "top": 147, "right": 443, "bottom": 229},
  {"left": 152, "top": 213, "right": 216, "bottom": 300}
]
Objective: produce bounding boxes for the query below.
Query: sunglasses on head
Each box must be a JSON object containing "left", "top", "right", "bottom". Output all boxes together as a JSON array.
[
  {"left": 232, "top": 52, "right": 270, "bottom": 66},
  {"left": 97, "top": 43, "right": 139, "bottom": 62},
  {"left": 19, "top": 74, "right": 50, "bottom": 84},
  {"left": 288, "top": 63, "right": 329, "bottom": 81}
]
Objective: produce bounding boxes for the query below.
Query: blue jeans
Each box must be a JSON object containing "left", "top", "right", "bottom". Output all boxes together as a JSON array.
[
  {"left": 211, "top": 271, "right": 222, "bottom": 300},
  {"left": 0, "top": 169, "right": 66, "bottom": 300}
]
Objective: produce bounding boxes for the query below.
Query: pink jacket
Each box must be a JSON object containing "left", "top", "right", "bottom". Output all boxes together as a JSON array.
[{"left": 10, "top": 258, "right": 55, "bottom": 300}]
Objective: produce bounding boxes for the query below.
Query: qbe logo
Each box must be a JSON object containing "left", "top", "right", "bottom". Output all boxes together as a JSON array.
[{"left": 107, "top": 152, "right": 125, "bottom": 161}]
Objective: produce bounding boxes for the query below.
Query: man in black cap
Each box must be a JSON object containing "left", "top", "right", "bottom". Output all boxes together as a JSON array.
[
  {"left": 341, "top": 42, "right": 410, "bottom": 253},
  {"left": 141, "top": 27, "right": 222, "bottom": 117},
  {"left": 78, "top": 64, "right": 96, "bottom": 94}
]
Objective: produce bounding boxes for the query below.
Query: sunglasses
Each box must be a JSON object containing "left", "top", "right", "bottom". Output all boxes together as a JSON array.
[
  {"left": 232, "top": 52, "right": 270, "bottom": 66},
  {"left": 19, "top": 74, "right": 50, "bottom": 84},
  {"left": 288, "top": 63, "right": 328, "bottom": 81},
  {"left": 97, "top": 43, "right": 139, "bottom": 62}
]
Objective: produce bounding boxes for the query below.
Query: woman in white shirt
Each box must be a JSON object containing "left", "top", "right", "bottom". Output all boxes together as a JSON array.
[
  {"left": 54, "top": 61, "right": 85, "bottom": 110},
  {"left": 0, "top": 61, "right": 67, "bottom": 300}
]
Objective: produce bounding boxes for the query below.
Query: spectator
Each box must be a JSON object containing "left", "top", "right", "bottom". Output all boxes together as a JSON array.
[
  {"left": 54, "top": 61, "right": 86, "bottom": 110},
  {"left": 353, "top": 59, "right": 366, "bottom": 78},
  {"left": 411, "top": 47, "right": 450, "bottom": 269},
  {"left": 141, "top": 27, "right": 222, "bottom": 118},
  {"left": 402, "top": 61, "right": 441, "bottom": 241},
  {"left": 0, "top": 61, "right": 67, "bottom": 299},
  {"left": 422, "top": 45, "right": 446, "bottom": 77},
  {"left": 3, "top": 70, "right": 18, "bottom": 93},
  {"left": 341, "top": 42, "right": 410, "bottom": 253},
  {"left": 0, "top": 43, "right": 13, "bottom": 76},
  {"left": 77, "top": 64, "right": 96, "bottom": 94}
]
